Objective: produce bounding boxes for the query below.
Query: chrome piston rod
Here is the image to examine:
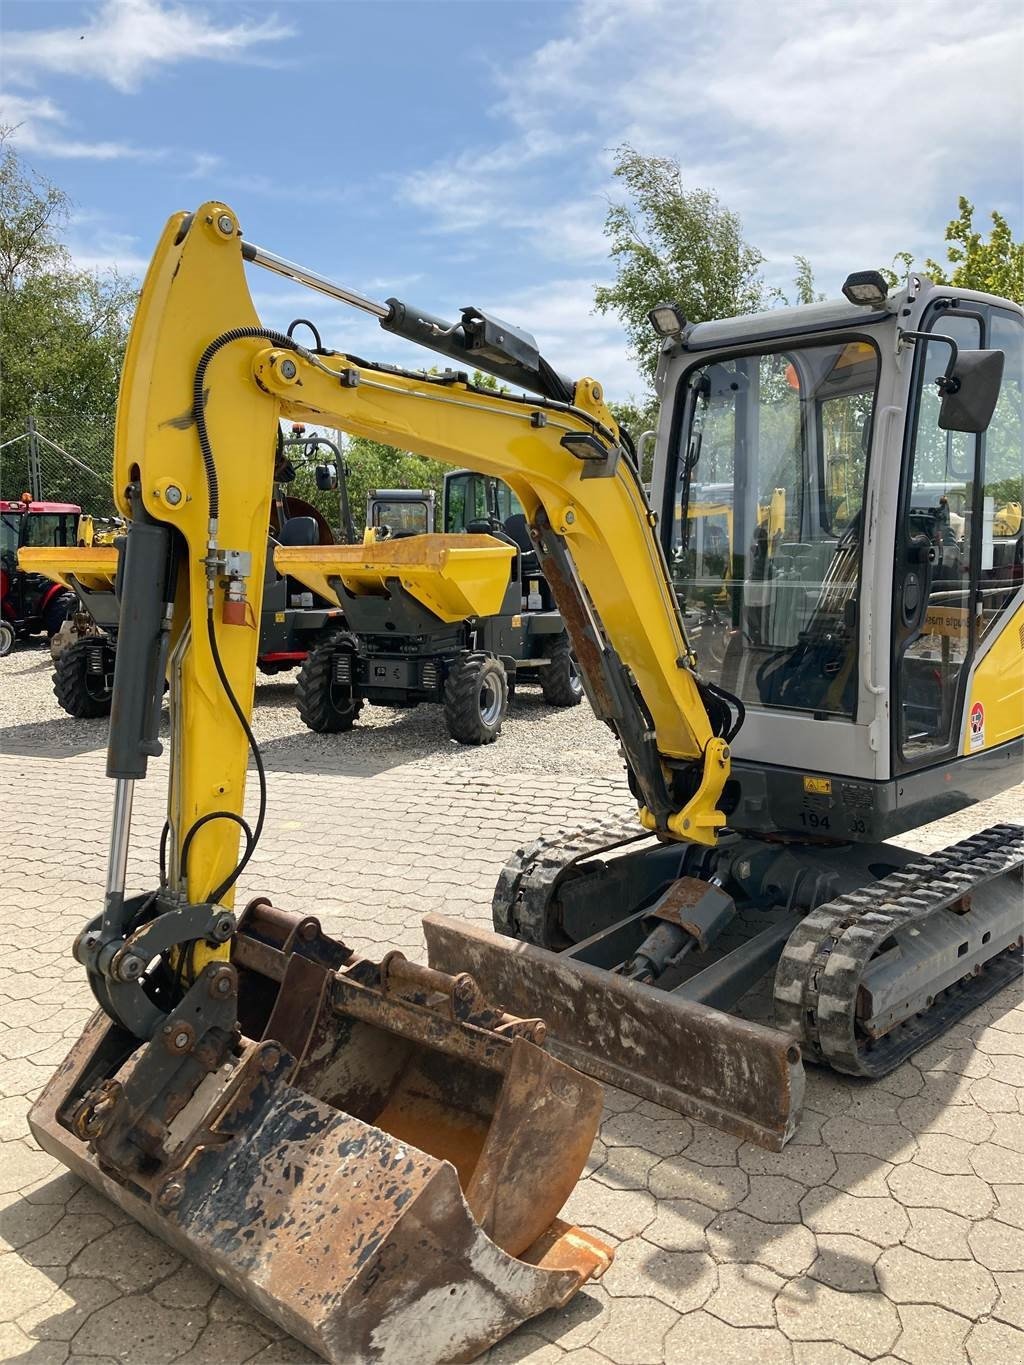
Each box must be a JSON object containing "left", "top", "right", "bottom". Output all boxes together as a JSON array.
[{"left": 241, "top": 241, "right": 390, "bottom": 320}]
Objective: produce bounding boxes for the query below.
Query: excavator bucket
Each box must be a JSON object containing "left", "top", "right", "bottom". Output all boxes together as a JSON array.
[
  {"left": 423, "top": 916, "right": 805, "bottom": 1151},
  {"left": 30, "top": 903, "right": 611, "bottom": 1364}
]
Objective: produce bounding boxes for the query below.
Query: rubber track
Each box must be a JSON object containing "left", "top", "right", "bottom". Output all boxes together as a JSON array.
[
  {"left": 774, "top": 822, "right": 1024, "bottom": 1077},
  {"left": 493, "top": 815, "right": 653, "bottom": 943}
]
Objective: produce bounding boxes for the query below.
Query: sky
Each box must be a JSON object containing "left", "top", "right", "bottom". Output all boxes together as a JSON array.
[{"left": 2, "top": 0, "right": 1022, "bottom": 399}]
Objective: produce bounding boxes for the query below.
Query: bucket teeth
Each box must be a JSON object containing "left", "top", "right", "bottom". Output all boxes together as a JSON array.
[{"left": 30, "top": 904, "right": 612, "bottom": 1363}]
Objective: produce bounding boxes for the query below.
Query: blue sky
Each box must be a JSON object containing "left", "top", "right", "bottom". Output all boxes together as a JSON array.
[{"left": 3, "top": 0, "right": 1022, "bottom": 399}]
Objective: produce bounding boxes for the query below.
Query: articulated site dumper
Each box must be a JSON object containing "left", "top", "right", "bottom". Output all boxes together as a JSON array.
[{"left": 29, "top": 204, "right": 1023, "bottom": 1361}]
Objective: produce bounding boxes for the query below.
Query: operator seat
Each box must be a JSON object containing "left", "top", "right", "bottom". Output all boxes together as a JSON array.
[
  {"left": 504, "top": 512, "right": 542, "bottom": 577},
  {"left": 279, "top": 516, "right": 319, "bottom": 547}
]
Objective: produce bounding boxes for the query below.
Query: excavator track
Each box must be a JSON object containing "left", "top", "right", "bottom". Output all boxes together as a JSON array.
[
  {"left": 774, "top": 823, "right": 1024, "bottom": 1077},
  {"left": 493, "top": 816, "right": 658, "bottom": 945}
]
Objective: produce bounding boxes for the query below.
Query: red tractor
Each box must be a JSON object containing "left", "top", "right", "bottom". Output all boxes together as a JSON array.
[{"left": 1, "top": 495, "right": 80, "bottom": 655}]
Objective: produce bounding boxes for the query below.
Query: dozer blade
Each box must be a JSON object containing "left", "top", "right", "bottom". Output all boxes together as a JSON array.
[
  {"left": 424, "top": 915, "right": 805, "bottom": 1151},
  {"left": 30, "top": 903, "right": 611, "bottom": 1364}
]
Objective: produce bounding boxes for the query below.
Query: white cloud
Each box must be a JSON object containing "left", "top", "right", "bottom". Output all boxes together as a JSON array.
[
  {"left": 400, "top": 0, "right": 1023, "bottom": 294},
  {"left": 2, "top": 0, "right": 293, "bottom": 94},
  {"left": 0, "top": 92, "right": 147, "bottom": 159}
]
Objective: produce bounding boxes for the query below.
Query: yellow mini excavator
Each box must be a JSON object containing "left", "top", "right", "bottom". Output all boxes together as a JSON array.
[{"left": 29, "top": 205, "right": 1023, "bottom": 1362}]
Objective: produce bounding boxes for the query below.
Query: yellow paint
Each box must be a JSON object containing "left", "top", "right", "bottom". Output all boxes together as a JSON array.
[
  {"left": 276, "top": 534, "right": 514, "bottom": 622},
  {"left": 18, "top": 545, "right": 117, "bottom": 592},
  {"left": 963, "top": 603, "right": 1024, "bottom": 752}
]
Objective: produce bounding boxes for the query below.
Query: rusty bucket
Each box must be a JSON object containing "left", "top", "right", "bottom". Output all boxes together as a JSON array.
[{"left": 30, "top": 902, "right": 612, "bottom": 1363}]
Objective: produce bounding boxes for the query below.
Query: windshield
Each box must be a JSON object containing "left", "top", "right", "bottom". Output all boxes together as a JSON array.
[
  {"left": 445, "top": 472, "right": 526, "bottom": 536},
  {"left": 1, "top": 510, "right": 76, "bottom": 553},
  {"left": 370, "top": 499, "right": 431, "bottom": 535},
  {"left": 670, "top": 338, "right": 879, "bottom": 718}
]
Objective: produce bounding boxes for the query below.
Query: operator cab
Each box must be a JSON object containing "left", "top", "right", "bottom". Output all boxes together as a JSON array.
[
  {"left": 653, "top": 278, "right": 1023, "bottom": 837},
  {"left": 444, "top": 470, "right": 550, "bottom": 607},
  {"left": 367, "top": 488, "right": 435, "bottom": 538}
]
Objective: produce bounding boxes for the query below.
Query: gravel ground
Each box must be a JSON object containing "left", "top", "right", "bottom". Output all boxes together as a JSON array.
[{"left": 0, "top": 638, "right": 623, "bottom": 778}]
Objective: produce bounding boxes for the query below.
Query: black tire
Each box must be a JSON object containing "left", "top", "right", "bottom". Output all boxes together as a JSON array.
[
  {"left": 540, "top": 633, "right": 583, "bottom": 707},
  {"left": 42, "top": 590, "right": 77, "bottom": 640},
  {"left": 443, "top": 652, "right": 508, "bottom": 745},
  {"left": 53, "top": 637, "right": 114, "bottom": 719},
  {"left": 295, "top": 632, "right": 363, "bottom": 733},
  {"left": 0, "top": 621, "right": 14, "bottom": 657}
]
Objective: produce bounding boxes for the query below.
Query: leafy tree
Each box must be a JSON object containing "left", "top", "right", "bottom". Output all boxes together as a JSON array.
[
  {"left": 594, "top": 145, "right": 770, "bottom": 385},
  {"left": 925, "top": 197, "right": 1024, "bottom": 303},
  {"left": 0, "top": 136, "right": 136, "bottom": 444},
  {"left": 792, "top": 255, "right": 824, "bottom": 305}
]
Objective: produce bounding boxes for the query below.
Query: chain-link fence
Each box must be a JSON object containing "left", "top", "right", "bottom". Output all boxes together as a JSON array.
[{"left": 0, "top": 412, "right": 116, "bottom": 516}]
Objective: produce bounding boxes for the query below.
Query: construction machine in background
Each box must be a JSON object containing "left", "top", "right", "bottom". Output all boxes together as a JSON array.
[
  {"left": 296, "top": 468, "right": 582, "bottom": 743},
  {"left": 0, "top": 496, "right": 80, "bottom": 655},
  {"left": 27, "top": 204, "right": 1023, "bottom": 1361}
]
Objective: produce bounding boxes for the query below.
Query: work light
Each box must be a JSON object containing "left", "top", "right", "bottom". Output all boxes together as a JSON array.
[
  {"left": 648, "top": 302, "right": 687, "bottom": 337},
  {"left": 842, "top": 271, "right": 888, "bottom": 307}
]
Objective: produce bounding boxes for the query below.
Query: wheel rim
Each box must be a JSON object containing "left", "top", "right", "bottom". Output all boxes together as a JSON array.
[{"left": 478, "top": 674, "right": 503, "bottom": 726}]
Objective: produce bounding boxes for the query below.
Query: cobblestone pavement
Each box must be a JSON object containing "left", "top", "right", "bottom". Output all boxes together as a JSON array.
[{"left": 1, "top": 717, "right": 1022, "bottom": 1365}]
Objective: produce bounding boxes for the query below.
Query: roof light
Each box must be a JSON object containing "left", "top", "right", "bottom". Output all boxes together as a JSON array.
[
  {"left": 842, "top": 271, "right": 888, "bottom": 308},
  {"left": 20, "top": 492, "right": 32, "bottom": 504},
  {"left": 647, "top": 302, "right": 687, "bottom": 337}
]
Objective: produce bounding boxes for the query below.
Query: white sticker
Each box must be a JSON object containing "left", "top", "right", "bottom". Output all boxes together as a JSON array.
[{"left": 969, "top": 701, "right": 986, "bottom": 750}]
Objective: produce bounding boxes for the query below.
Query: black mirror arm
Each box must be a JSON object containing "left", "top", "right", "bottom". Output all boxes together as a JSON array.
[{"left": 900, "top": 330, "right": 961, "bottom": 394}]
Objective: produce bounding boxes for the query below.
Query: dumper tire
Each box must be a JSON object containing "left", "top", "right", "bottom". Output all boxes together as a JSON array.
[
  {"left": 54, "top": 636, "right": 114, "bottom": 719},
  {"left": 43, "top": 590, "right": 77, "bottom": 640},
  {"left": 296, "top": 632, "right": 364, "bottom": 733},
  {"left": 0, "top": 621, "right": 14, "bottom": 657},
  {"left": 540, "top": 633, "right": 583, "bottom": 707},
  {"left": 444, "top": 651, "right": 507, "bottom": 745}
]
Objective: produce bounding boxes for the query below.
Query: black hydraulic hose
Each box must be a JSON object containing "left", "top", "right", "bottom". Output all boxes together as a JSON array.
[
  {"left": 192, "top": 326, "right": 304, "bottom": 521},
  {"left": 287, "top": 317, "right": 324, "bottom": 352}
]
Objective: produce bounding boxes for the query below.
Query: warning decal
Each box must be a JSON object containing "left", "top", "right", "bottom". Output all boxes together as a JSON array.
[{"left": 969, "top": 701, "right": 986, "bottom": 751}]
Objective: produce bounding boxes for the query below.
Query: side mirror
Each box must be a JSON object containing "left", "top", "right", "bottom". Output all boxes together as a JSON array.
[
  {"left": 938, "top": 348, "right": 1005, "bottom": 434},
  {"left": 315, "top": 462, "right": 338, "bottom": 491}
]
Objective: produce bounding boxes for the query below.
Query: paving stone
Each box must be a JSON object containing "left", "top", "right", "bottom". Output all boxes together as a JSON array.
[
  {"left": 561, "top": 1181, "right": 656, "bottom": 1241},
  {"left": 599, "top": 1111, "right": 691, "bottom": 1157},
  {"left": 604, "top": 1238, "right": 717, "bottom": 1314},
  {"left": 886, "top": 1163, "right": 996, "bottom": 1219},
  {"left": 706, "top": 1210, "right": 817, "bottom": 1277},
  {"left": 994, "top": 1271, "right": 1024, "bottom": 1330},
  {"left": 876, "top": 1245, "right": 997, "bottom": 1317},
  {"left": 69, "top": 1224, "right": 180, "bottom": 1294},
  {"left": 228, "top": 1338, "right": 319, "bottom": 1364},
  {"left": 681, "top": 1125, "right": 742, "bottom": 1167},
  {"left": 0, "top": 1191, "right": 64, "bottom": 1252},
  {"left": 0, "top": 1251, "right": 65, "bottom": 1317},
  {"left": 809, "top": 1233, "right": 881, "bottom": 1293},
  {"left": 15, "top": 1278, "right": 121, "bottom": 1342},
  {"left": 893, "top": 1302, "right": 971, "bottom": 1365},
  {"left": 662, "top": 1310, "right": 793, "bottom": 1364},
  {"left": 820, "top": 1116, "right": 916, "bottom": 1162},
  {"left": 590, "top": 1146, "right": 661, "bottom": 1192},
  {"left": 647, "top": 1156, "right": 748, "bottom": 1209},
  {"left": 150, "top": 1262, "right": 218, "bottom": 1310},
  {"left": 790, "top": 1345, "right": 864, "bottom": 1365},
  {"left": 775, "top": 1277, "right": 901, "bottom": 1357},
  {"left": 970, "top": 1076, "right": 1020, "bottom": 1112},
  {"left": 588, "top": 1294, "right": 679, "bottom": 1364},
  {"left": 912, "top": 1132, "right": 976, "bottom": 1174},
  {"left": 0, "top": 1141, "right": 61, "bottom": 1196},
  {"left": 641, "top": 1198, "right": 716, "bottom": 1252},
  {"left": 989, "top": 1111, "right": 1024, "bottom": 1152},
  {"left": 0, "top": 1323, "right": 68, "bottom": 1365},
  {"left": 904, "top": 1206, "right": 974, "bottom": 1260},
  {"left": 897, "top": 1096, "right": 994, "bottom": 1144},
  {"left": 993, "top": 1180, "right": 1024, "bottom": 1231},
  {"left": 969, "top": 1140, "right": 1023, "bottom": 1184},
  {"left": 800, "top": 1187, "right": 909, "bottom": 1247},
  {"left": 967, "top": 1218, "right": 1023, "bottom": 1272},
  {"left": 173, "top": 1322, "right": 274, "bottom": 1365},
  {"left": 22, "top": 1215, "right": 112, "bottom": 1269},
  {"left": 737, "top": 1143, "right": 836, "bottom": 1187},
  {"left": 704, "top": 1262, "right": 784, "bottom": 1327},
  {"left": 828, "top": 1152, "right": 894, "bottom": 1197},
  {"left": 527, "top": 1284, "right": 607, "bottom": 1351},
  {"left": 965, "top": 1317, "right": 1024, "bottom": 1364}
]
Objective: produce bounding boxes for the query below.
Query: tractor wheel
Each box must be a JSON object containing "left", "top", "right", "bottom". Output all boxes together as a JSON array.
[
  {"left": 0, "top": 621, "right": 14, "bottom": 657},
  {"left": 43, "top": 590, "right": 77, "bottom": 640},
  {"left": 443, "top": 652, "right": 508, "bottom": 745},
  {"left": 295, "top": 633, "right": 363, "bottom": 733},
  {"left": 53, "top": 637, "right": 114, "bottom": 719},
  {"left": 540, "top": 633, "right": 583, "bottom": 707}
]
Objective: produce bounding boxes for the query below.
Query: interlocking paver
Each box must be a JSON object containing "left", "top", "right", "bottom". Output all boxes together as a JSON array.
[{"left": 1, "top": 706, "right": 1021, "bottom": 1364}]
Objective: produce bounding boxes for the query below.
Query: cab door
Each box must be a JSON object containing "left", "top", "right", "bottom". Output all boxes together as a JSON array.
[{"left": 893, "top": 303, "right": 1022, "bottom": 768}]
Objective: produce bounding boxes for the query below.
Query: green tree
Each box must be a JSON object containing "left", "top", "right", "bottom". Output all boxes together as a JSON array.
[
  {"left": 925, "top": 197, "right": 1024, "bottom": 303},
  {"left": 594, "top": 145, "right": 770, "bottom": 385},
  {"left": 0, "top": 136, "right": 136, "bottom": 436},
  {"left": 792, "top": 255, "right": 824, "bottom": 305}
]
